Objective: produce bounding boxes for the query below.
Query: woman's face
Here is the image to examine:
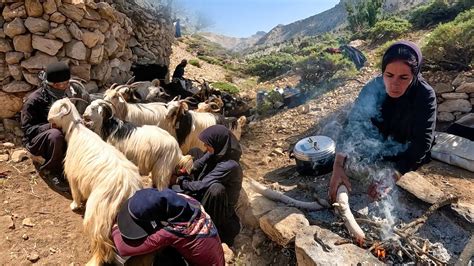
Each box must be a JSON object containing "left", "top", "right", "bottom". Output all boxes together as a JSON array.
[
  {"left": 383, "top": 60, "right": 413, "bottom": 98},
  {"left": 204, "top": 144, "right": 215, "bottom": 154}
]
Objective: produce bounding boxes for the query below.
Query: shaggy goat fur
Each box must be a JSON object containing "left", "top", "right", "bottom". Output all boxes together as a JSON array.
[
  {"left": 83, "top": 99, "right": 193, "bottom": 189},
  {"left": 166, "top": 100, "right": 246, "bottom": 154},
  {"left": 103, "top": 89, "right": 172, "bottom": 132},
  {"left": 47, "top": 98, "right": 143, "bottom": 266}
]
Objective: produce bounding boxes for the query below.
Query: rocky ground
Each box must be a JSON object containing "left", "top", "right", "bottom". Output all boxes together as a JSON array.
[{"left": 0, "top": 38, "right": 473, "bottom": 265}]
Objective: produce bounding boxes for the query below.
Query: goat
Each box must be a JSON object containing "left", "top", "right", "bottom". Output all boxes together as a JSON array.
[
  {"left": 166, "top": 100, "right": 246, "bottom": 154},
  {"left": 103, "top": 88, "right": 171, "bottom": 131},
  {"left": 83, "top": 99, "right": 193, "bottom": 189},
  {"left": 117, "top": 80, "right": 169, "bottom": 103},
  {"left": 47, "top": 98, "right": 143, "bottom": 266}
]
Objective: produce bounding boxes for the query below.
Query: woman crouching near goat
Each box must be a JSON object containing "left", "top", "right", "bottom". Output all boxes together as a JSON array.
[
  {"left": 112, "top": 188, "right": 224, "bottom": 266},
  {"left": 171, "top": 125, "right": 243, "bottom": 246}
]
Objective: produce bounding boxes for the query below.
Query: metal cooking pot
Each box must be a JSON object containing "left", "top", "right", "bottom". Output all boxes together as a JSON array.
[{"left": 290, "top": 135, "right": 336, "bottom": 176}]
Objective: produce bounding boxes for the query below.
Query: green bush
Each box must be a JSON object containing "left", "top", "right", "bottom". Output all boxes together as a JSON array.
[
  {"left": 244, "top": 53, "right": 296, "bottom": 81},
  {"left": 374, "top": 40, "right": 398, "bottom": 68},
  {"left": 369, "top": 18, "right": 412, "bottom": 43},
  {"left": 211, "top": 82, "right": 240, "bottom": 94},
  {"left": 296, "top": 53, "right": 357, "bottom": 85},
  {"left": 345, "top": 0, "right": 383, "bottom": 33},
  {"left": 410, "top": 0, "right": 470, "bottom": 28},
  {"left": 188, "top": 59, "right": 201, "bottom": 68},
  {"left": 197, "top": 55, "right": 220, "bottom": 65},
  {"left": 422, "top": 8, "right": 474, "bottom": 70}
]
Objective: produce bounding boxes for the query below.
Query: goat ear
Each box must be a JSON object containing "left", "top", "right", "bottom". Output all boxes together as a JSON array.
[
  {"left": 118, "top": 95, "right": 126, "bottom": 103},
  {"left": 98, "top": 104, "right": 113, "bottom": 120}
]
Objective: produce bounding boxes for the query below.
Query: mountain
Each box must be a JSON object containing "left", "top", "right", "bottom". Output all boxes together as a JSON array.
[
  {"left": 256, "top": 0, "right": 430, "bottom": 46},
  {"left": 199, "top": 31, "right": 266, "bottom": 51}
]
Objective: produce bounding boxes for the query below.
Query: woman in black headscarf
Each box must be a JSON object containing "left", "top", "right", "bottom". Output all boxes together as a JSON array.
[
  {"left": 328, "top": 41, "right": 437, "bottom": 202},
  {"left": 172, "top": 125, "right": 243, "bottom": 246}
]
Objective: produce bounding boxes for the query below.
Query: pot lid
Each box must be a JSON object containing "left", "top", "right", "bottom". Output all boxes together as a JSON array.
[{"left": 293, "top": 135, "right": 335, "bottom": 161}]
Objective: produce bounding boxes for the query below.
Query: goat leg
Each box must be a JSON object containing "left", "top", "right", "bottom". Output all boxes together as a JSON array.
[{"left": 334, "top": 185, "right": 365, "bottom": 241}]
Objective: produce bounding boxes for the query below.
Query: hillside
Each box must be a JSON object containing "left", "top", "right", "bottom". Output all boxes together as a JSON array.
[
  {"left": 256, "top": 0, "right": 430, "bottom": 46},
  {"left": 200, "top": 31, "right": 266, "bottom": 51}
]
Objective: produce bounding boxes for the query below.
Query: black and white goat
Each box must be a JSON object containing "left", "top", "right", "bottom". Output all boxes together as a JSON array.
[
  {"left": 83, "top": 99, "right": 193, "bottom": 189},
  {"left": 166, "top": 100, "right": 246, "bottom": 154}
]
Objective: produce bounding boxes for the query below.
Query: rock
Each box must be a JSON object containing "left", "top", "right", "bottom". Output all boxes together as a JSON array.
[
  {"left": 2, "top": 81, "right": 32, "bottom": 93},
  {"left": 297, "top": 104, "right": 310, "bottom": 114},
  {"left": 58, "top": 3, "right": 85, "bottom": 22},
  {"left": 65, "top": 40, "right": 86, "bottom": 60},
  {"left": 259, "top": 207, "right": 309, "bottom": 246},
  {"left": 438, "top": 112, "right": 455, "bottom": 122},
  {"left": 84, "top": 7, "right": 101, "bottom": 21},
  {"left": 50, "top": 24, "right": 72, "bottom": 42},
  {"left": 0, "top": 215, "right": 15, "bottom": 230},
  {"left": 22, "top": 217, "right": 35, "bottom": 227},
  {"left": 438, "top": 99, "right": 472, "bottom": 113},
  {"left": 2, "top": 5, "right": 27, "bottom": 21},
  {"left": 441, "top": 92, "right": 469, "bottom": 100},
  {"left": 91, "top": 60, "right": 111, "bottom": 82},
  {"left": 12, "top": 149, "right": 28, "bottom": 163},
  {"left": 89, "top": 45, "right": 104, "bottom": 64},
  {"left": 43, "top": 0, "right": 57, "bottom": 15},
  {"left": 21, "top": 52, "right": 58, "bottom": 70},
  {"left": 84, "top": 81, "right": 98, "bottom": 93},
  {"left": 451, "top": 202, "right": 474, "bottom": 224},
  {"left": 434, "top": 83, "right": 453, "bottom": 94},
  {"left": 96, "top": 2, "right": 116, "bottom": 22},
  {"left": 22, "top": 234, "right": 29, "bottom": 240},
  {"left": 98, "top": 20, "right": 109, "bottom": 33},
  {"left": 396, "top": 171, "right": 444, "bottom": 204},
  {"left": 70, "top": 64, "right": 90, "bottom": 81},
  {"left": 24, "top": 17, "right": 49, "bottom": 33},
  {"left": 251, "top": 229, "right": 267, "bottom": 254},
  {"left": 82, "top": 30, "right": 100, "bottom": 48},
  {"left": 237, "top": 179, "right": 279, "bottom": 229},
  {"left": 25, "top": 0, "right": 43, "bottom": 17},
  {"left": 68, "top": 22, "right": 83, "bottom": 40},
  {"left": 5, "top": 52, "right": 24, "bottom": 64},
  {"left": 8, "top": 64, "right": 23, "bottom": 80},
  {"left": 221, "top": 243, "right": 234, "bottom": 264},
  {"left": 23, "top": 71, "right": 40, "bottom": 86},
  {"left": 3, "top": 142, "right": 15, "bottom": 148},
  {"left": 272, "top": 148, "right": 285, "bottom": 156},
  {"left": 128, "top": 37, "right": 138, "bottom": 47},
  {"left": 456, "top": 83, "right": 474, "bottom": 94},
  {"left": 32, "top": 35, "right": 63, "bottom": 56},
  {"left": 295, "top": 225, "right": 380, "bottom": 266},
  {"left": 0, "top": 91, "right": 23, "bottom": 119},
  {"left": 13, "top": 34, "right": 33, "bottom": 53},
  {"left": 0, "top": 39, "right": 13, "bottom": 52},
  {"left": 27, "top": 252, "right": 40, "bottom": 262},
  {"left": 4, "top": 17, "right": 26, "bottom": 38},
  {"left": 49, "top": 12, "right": 66, "bottom": 24},
  {"left": 104, "top": 37, "right": 118, "bottom": 56},
  {"left": 0, "top": 154, "right": 9, "bottom": 162},
  {"left": 452, "top": 72, "right": 474, "bottom": 88}
]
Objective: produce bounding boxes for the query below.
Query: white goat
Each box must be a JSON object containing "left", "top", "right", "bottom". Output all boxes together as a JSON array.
[
  {"left": 166, "top": 100, "right": 246, "bottom": 154},
  {"left": 47, "top": 98, "right": 143, "bottom": 266},
  {"left": 83, "top": 99, "right": 193, "bottom": 189},
  {"left": 103, "top": 88, "right": 171, "bottom": 131}
]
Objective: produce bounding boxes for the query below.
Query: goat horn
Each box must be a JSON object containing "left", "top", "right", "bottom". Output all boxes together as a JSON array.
[
  {"left": 126, "top": 76, "right": 135, "bottom": 85},
  {"left": 68, "top": 97, "right": 89, "bottom": 104},
  {"left": 209, "top": 102, "right": 221, "bottom": 112},
  {"left": 109, "top": 83, "right": 119, "bottom": 91}
]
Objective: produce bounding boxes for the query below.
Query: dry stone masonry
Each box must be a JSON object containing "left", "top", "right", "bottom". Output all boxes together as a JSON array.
[
  {"left": 0, "top": 0, "right": 174, "bottom": 119},
  {"left": 434, "top": 71, "right": 474, "bottom": 122}
]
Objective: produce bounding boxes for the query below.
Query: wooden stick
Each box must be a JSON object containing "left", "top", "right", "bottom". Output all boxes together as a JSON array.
[
  {"left": 334, "top": 185, "right": 365, "bottom": 241},
  {"left": 248, "top": 179, "right": 330, "bottom": 210}
]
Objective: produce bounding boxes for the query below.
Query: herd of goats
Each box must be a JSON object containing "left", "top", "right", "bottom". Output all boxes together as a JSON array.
[{"left": 45, "top": 77, "right": 249, "bottom": 265}]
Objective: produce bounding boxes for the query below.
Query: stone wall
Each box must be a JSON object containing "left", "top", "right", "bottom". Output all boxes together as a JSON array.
[
  {"left": 0, "top": 0, "right": 174, "bottom": 119},
  {"left": 433, "top": 71, "right": 474, "bottom": 122}
]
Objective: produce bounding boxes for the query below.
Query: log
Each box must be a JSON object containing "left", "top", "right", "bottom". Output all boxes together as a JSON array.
[
  {"left": 333, "top": 185, "right": 365, "bottom": 241},
  {"left": 248, "top": 179, "right": 330, "bottom": 210}
]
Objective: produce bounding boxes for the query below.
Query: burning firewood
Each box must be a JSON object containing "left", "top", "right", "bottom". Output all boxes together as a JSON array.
[
  {"left": 248, "top": 179, "right": 330, "bottom": 210},
  {"left": 333, "top": 185, "right": 366, "bottom": 241}
]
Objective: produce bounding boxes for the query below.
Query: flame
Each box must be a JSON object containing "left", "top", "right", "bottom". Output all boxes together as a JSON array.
[{"left": 373, "top": 244, "right": 386, "bottom": 260}]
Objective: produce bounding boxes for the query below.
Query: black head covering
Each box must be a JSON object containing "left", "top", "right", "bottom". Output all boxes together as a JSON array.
[
  {"left": 117, "top": 188, "right": 199, "bottom": 240},
  {"left": 198, "top": 124, "right": 242, "bottom": 160},
  {"left": 46, "top": 62, "right": 71, "bottom": 83}
]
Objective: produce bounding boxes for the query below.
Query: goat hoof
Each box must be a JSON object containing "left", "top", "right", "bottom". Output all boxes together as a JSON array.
[{"left": 70, "top": 201, "right": 80, "bottom": 211}]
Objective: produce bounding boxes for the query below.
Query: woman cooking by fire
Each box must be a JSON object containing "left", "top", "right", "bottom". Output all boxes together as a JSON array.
[{"left": 329, "top": 41, "right": 437, "bottom": 203}]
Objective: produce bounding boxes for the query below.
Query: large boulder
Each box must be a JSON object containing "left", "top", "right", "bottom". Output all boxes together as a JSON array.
[
  {"left": 50, "top": 24, "right": 72, "bottom": 42},
  {"left": 58, "top": 3, "right": 85, "bottom": 22},
  {"left": 5, "top": 52, "right": 24, "bottom": 65},
  {"left": 452, "top": 72, "right": 474, "bottom": 88},
  {"left": 434, "top": 83, "right": 453, "bottom": 94},
  {"left": 68, "top": 22, "right": 83, "bottom": 40},
  {"left": 82, "top": 30, "right": 100, "bottom": 48},
  {"left": 49, "top": 12, "right": 66, "bottom": 24},
  {"left": 25, "top": 0, "right": 43, "bottom": 17},
  {"left": 456, "top": 83, "right": 474, "bottom": 94},
  {"left": 43, "top": 0, "right": 57, "bottom": 15},
  {"left": 0, "top": 91, "right": 24, "bottom": 119},
  {"left": 2, "top": 4, "right": 27, "bottom": 21},
  {"left": 2, "top": 81, "right": 32, "bottom": 93},
  {"left": 13, "top": 34, "right": 33, "bottom": 53},
  {"left": 31, "top": 35, "right": 63, "bottom": 56},
  {"left": 441, "top": 92, "right": 469, "bottom": 100},
  {"left": 4, "top": 17, "right": 26, "bottom": 38},
  {"left": 21, "top": 52, "right": 58, "bottom": 71},
  {"left": 438, "top": 99, "right": 472, "bottom": 113},
  {"left": 65, "top": 40, "right": 87, "bottom": 60}
]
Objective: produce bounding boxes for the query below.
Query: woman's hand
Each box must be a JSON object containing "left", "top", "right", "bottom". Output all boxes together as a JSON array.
[{"left": 329, "top": 153, "right": 352, "bottom": 203}]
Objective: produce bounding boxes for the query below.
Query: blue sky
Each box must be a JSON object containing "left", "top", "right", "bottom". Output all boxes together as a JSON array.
[{"left": 178, "top": 0, "right": 340, "bottom": 38}]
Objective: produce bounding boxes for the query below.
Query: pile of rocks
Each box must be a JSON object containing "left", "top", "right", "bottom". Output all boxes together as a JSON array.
[
  {"left": 0, "top": 0, "right": 174, "bottom": 119},
  {"left": 434, "top": 71, "right": 474, "bottom": 122}
]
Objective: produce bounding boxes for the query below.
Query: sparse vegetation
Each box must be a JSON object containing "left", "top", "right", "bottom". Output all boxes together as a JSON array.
[
  {"left": 410, "top": 0, "right": 473, "bottom": 28},
  {"left": 244, "top": 52, "right": 296, "bottom": 81},
  {"left": 211, "top": 82, "right": 240, "bottom": 94},
  {"left": 422, "top": 8, "right": 474, "bottom": 70},
  {"left": 296, "top": 52, "right": 357, "bottom": 85},
  {"left": 188, "top": 58, "right": 201, "bottom": 68},
  {"left": 369, "top": 17, "right": 412, "bottom": 43}
]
